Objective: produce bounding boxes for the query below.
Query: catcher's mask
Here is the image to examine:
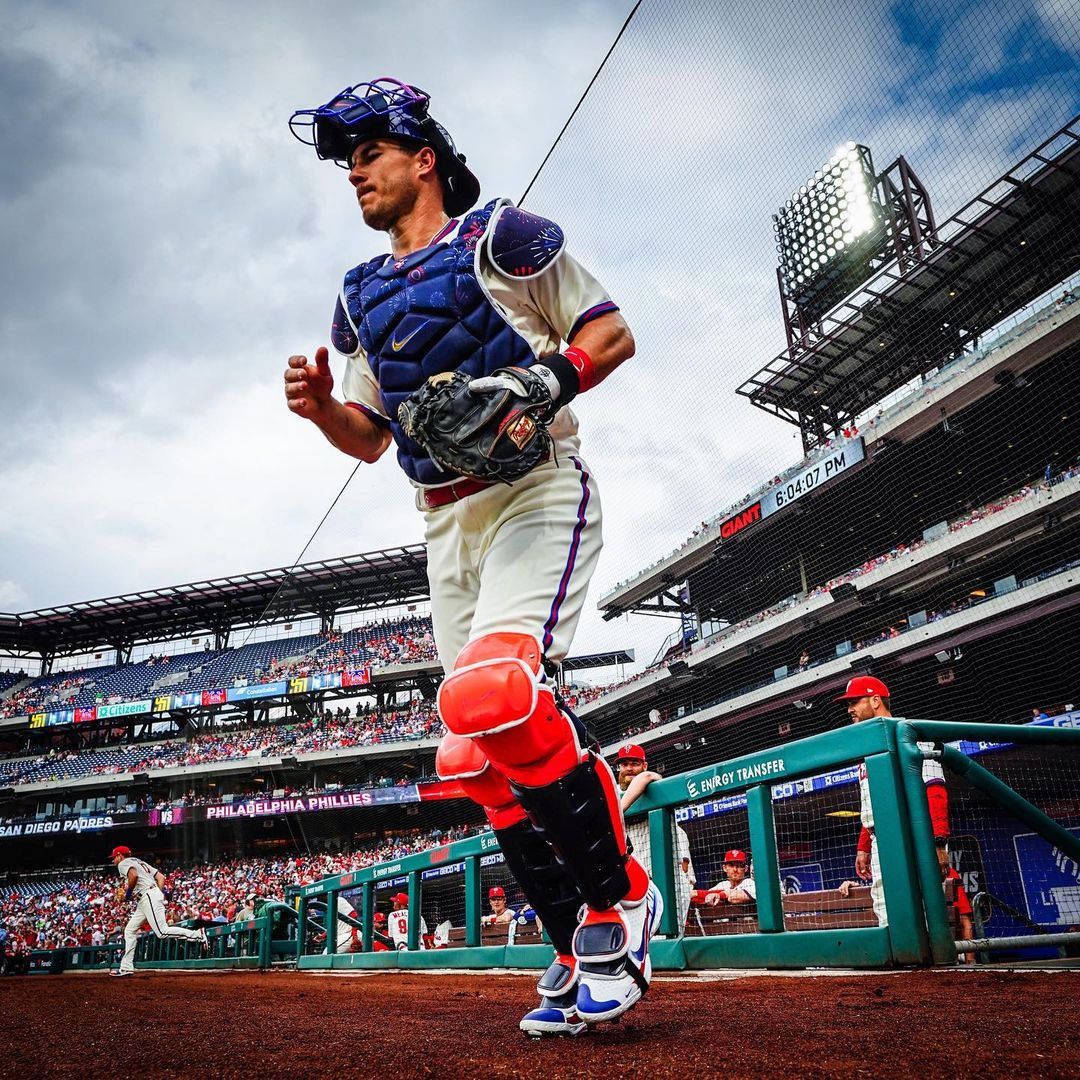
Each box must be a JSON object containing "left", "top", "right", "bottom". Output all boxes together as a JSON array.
[{"left": 289, "top": 76, "right": 480, "bottom": 216}]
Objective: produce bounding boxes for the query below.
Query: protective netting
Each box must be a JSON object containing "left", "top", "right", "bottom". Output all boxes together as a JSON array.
[
  {"left": 938, "top": 740, "right": 1080, "bottom": 960},
  {"left": 2, "top": 0, "right": 1080, "bottom": 959}
]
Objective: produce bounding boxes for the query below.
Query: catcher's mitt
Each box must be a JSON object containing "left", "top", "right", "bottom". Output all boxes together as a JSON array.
[{"left": 398, "top": 367, "right": 555, "bottom": 483}]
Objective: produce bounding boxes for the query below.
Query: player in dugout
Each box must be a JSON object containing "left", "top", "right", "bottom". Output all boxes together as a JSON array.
[
  {"left": 836, "top": 676, "right": 950, "bottom": 927},
  {"left": 286, "top": 77, "right": 655, "bottom": 1036},
  {"left": 482, "top": 886, "right": 516, "bottom": 927},
  {"left": 702, "top": 850, "right": 756, "bottom": 906}
]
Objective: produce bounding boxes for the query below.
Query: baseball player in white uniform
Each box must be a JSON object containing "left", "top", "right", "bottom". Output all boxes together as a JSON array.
[
  {"left": 110, "top": 845, "right": 206, "bottom": 976},
  {"left": 387, "top": 892, "right": 428, "bottom": 950},
  {"left": 836, "top": 677, "right": 950, "bottom": 926},
  {"left": 615, "top": 744, "right": 696, "bottom": 933},
  {"left": 287, "top": 78, "right": 657, "bottom": 1037}
]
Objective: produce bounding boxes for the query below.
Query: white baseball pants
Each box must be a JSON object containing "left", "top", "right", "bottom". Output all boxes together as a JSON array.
[{"left": 119, "top": 886, "right": 203, "bottom": 973}]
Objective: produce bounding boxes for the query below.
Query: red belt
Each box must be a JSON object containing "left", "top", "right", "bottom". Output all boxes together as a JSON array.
[{"left": 419, "top": 476, "right": 494, "bottom": 509}]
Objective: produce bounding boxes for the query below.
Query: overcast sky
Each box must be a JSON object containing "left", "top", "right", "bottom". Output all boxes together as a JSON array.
[{"left": 1, "top": 0, "right": 1077, "bottom": 671}]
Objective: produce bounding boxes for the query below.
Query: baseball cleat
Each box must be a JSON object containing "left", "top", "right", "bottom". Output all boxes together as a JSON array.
[
  {"left": 572, "top": 881, "right": 663, "bottom": 1025},
  {"left": 520, "top": 955, "right": 587, "bottom": 1038},
  {"left": 109, "top": 969, "right": 133, "bottom": 977}
]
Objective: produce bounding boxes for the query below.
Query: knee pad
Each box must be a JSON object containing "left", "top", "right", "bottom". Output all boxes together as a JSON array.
[
  {"left": 437, "top": 632, "right": 582, "bottom": 787},
  {"left": 436, "top": 732, "right": 525, "bottom": 830}
]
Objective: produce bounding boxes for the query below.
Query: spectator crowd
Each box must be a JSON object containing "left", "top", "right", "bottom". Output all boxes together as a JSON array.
[{"left": 0, "top": 825, "right": 478, "bottom": 952}]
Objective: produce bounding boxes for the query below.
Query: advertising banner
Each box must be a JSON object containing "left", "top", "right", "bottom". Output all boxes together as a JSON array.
[
  {"left": 46, "top": 709, "right": 75, "bottom": 727},
  {"left": 342, "top": 668, "right": 371, "bottom": 687},
  {"left": 97, "top": 700, "right": 151, "bottom": 720},
  {"left": 148, "top": 806, "right": 186, "bottom": 827},
  {"left": 288, "top": 676, "right": 311, "bottom": 695},
  {"left": 1014, "top": 828, "right": 1080, "bottom": 926},
  {"left": 201, "top": 688, "right": 227, "bottom": 706},
  {"left": 226, "top": 681, "right": 287, "bottom": 703},
  {"left": 169, "top": 691, "right": 203, "bottom": 710},
  {"left": 75, "top": 707, "right": 97, "bottom": 723},
  {"left": 0, "top": 811, "right": 144, "bottom": 840},
  {"left": 153, "top": 696, "right": 172, "bottom": 713},
  {"left": 204, "top": 786, "right": 419, "bottom": 821},
  {"left": 311, "top": 672, "right": 342, "bottom": 691}
]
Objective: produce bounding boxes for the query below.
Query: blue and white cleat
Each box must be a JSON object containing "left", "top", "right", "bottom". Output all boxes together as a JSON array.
[
  {"left": 572, "top": 882, "right": 663, "bottom": 1025},
  {"left": 520, "top": 955, "right": 587, "bottom": 1038}
]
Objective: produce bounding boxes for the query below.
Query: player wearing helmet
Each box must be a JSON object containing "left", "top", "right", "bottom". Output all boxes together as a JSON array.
[{"left": 286, "top": 78, "right": 656, "bottom": 1036}]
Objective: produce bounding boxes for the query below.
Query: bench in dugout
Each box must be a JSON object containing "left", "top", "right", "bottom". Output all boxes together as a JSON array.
[
  {"left": 684, "top": 882, "right": 963, "bottom": 937},
  {"left": 444, "top": 919, "right": 545, "bottom": 947}
]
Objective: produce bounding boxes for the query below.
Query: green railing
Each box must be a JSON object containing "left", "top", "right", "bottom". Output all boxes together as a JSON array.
[
  {"left": 135, "top": 915, "right": 272, "bottom": 969},
  {"left": 895, "top": 719, "right": 1080, "bottom": 963}
]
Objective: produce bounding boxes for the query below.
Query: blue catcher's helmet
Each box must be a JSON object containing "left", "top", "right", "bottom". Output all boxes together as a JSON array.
[{"left": 289, "top": 77, "right": 480, "bottom": 216}]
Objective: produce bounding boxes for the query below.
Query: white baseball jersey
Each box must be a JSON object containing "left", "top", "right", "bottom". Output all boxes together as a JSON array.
[
  {"left": 387, "top": 908, "right": 429, "bottom": 950},
  {"left": 336, "top": 895, "right": 360, "bottom": 953},
  {"left": 117, "top": 856, "right": 159, "bottom": 895},
  {"left": 714, "top": 874, "right": 756, "bottom": 900},
  {"left": 625, "top": 817, "right": 696, "bottom": 932},
  {"left": 858, "top": 739, "right": 943, "bottom": 830}
]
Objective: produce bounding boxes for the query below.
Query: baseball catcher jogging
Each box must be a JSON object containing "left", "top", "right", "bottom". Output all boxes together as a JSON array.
[{"left": 287, "top": 77, "right": 658, "bottom": 1034}]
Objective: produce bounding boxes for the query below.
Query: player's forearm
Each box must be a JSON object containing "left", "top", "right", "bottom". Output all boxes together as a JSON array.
[
  {"left": 567, "top": 311, "right": 634, "bottom": 388},
  {"left": 310, "top": 398, "right": 392, "bottom": 463}
]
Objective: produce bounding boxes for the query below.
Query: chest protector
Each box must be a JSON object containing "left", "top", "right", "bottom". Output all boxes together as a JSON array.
[{"left": 338, "top": 198, "right": 562, "bottom": 486}]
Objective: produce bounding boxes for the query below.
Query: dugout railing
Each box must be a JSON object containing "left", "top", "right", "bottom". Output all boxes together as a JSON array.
[
  {"left": 291, "top": 717, "right": 1080, "bottom": 971},
  {"left": 20, "top": 913, "right": 278, "bottom": 974}
]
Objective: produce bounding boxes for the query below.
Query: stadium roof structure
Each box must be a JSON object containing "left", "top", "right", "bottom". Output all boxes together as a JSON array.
[
  {"left": 562, "top": 648, "right": 634, "bottom": 672},
  {"left": 0, "top": 545, "right": 430, "bottom": 657},
  {"left": 738, "top": 115, "right": 1080, "bottom": 451}
]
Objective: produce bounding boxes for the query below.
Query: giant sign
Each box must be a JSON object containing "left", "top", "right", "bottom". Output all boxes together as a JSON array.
[{"left": 716, "top": 437, "right": 866, "bottom": 546}]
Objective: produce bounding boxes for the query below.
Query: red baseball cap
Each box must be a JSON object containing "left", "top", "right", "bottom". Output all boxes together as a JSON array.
[
  {"left": 488, "top": 886, "right": 505, "bottom": 899},
  {"left": 723, "top": 850, "right": 748, "bottom": 865},
  {"left": 391, "top": 892, "right": 409, "bottom": 905},
  {"left": 110, "top": 846, "right": 131, "bottom": 859},
  {"left": 834, "top": 676, "right": 890, "bottom": 701},
  {"left": 374, "top": 912, "right": 387, "bottom": 924},
  {"left": 614, "top": 743, "right": 646, "bottom": 764}
]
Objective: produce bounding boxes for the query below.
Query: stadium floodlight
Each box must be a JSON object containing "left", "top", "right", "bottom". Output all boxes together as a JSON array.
[{"left": 774, "top": 142, "right": 887, "bottom": 322}]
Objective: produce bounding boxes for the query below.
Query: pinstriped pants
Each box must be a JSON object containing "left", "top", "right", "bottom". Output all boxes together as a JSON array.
[{"left": 119, "top": 886, "right": 203, "bottom": 972}]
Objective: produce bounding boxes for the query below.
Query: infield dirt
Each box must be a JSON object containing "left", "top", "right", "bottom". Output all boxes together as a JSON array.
[{"left": 0, "top": 969, "right": 1077, "bottom": 1078}]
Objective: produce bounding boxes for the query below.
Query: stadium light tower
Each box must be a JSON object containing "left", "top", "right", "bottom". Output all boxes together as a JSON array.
[{"left": 773, "top": 142, "right": 937, "bottom": 349}]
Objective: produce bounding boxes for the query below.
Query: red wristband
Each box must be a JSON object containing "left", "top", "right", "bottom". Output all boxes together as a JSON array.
[{"left": 563, "top": 346, "right": 596, "bottom": 393}]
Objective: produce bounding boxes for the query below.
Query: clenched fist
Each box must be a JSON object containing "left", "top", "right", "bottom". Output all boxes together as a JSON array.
[{"left": 285, "top": 346, "right": 334, "bottom": 419}]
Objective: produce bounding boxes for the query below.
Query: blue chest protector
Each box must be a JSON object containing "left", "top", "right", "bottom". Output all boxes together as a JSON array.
[{"left": 334, "top": 199, "right": 564, "bottom": 487}]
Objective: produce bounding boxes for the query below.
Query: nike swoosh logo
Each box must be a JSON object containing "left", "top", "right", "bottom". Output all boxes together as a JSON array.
[
  {"left": 631, "top": 896, "right": 652, "bottom": 964},
  {"left": 391, "top": 322, "right": 426, "bottom": 352}
]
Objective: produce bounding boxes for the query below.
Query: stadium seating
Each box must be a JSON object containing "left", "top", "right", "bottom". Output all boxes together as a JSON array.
[
  {"left": 575, "top": 463, "right": 1080, "bottom": 717},
  {"left": 0, "top": 616, "right": 438, "bottom": 719},
  {"left": 0, "top": 704, "right": 442, "bottom": 787}
]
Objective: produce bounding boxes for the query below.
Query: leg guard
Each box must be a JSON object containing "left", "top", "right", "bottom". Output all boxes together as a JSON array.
[
  {"left": 439, "top": 732, "right": 585, "bottom": 955},
  {"left": 495, "top": 818, "right": 584, "bottom": 957},
  {"left": 436, "top": 731, "right": 526, "bottom": 831},
  {"left": 438, "top": 632, "right": 637, "bottom": 912}
]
